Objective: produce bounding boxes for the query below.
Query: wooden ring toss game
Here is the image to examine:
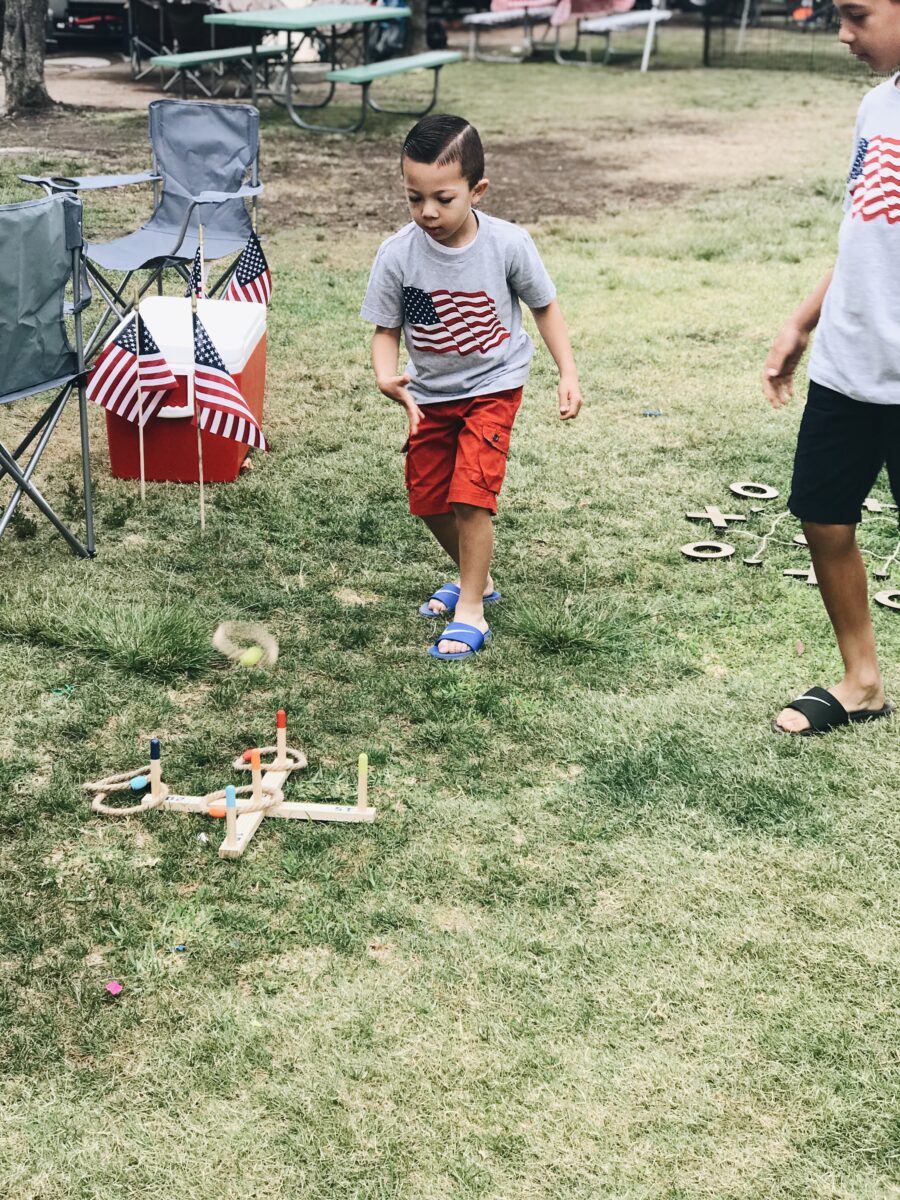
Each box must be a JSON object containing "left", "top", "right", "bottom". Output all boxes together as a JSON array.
[{"left": 83, "top": 709, "right": 376, "bottom": 859}]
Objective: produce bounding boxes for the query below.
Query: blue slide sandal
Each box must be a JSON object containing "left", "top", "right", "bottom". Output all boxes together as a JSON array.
[
  {"left": 418, "top": 582, "right": 501, "bottom": 618},
  {"left": 428, "top": 622, "right": 492, "bottom": 661}
]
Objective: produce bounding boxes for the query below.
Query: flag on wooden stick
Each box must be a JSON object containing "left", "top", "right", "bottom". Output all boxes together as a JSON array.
[
  {"left": 223, "top": 231, "right": 272, "bottom": 305},
  {"left": 192, "top": 313, "right": 268, "bottom": 451},
  {"left": 86, "top": 315, "right": 177, "bottom": 426},
  {"left": 184, "top": 247, "right": 205, "bottom": 300}
]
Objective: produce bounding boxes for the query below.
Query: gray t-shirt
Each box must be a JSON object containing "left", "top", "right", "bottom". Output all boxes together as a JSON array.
[
  {"left": 809, "top": 77, "right": 900, "bottom": 406},
  {"left": 360, "top": 211, "right": 556, "bottom": 404}
]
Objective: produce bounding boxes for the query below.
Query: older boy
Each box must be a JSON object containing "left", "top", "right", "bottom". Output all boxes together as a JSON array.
[
  {"left": 361, "top": 114, "right": 582, "bottom": 660},
  {"left": 763, "top": 0, "right": 899, "bottom": 734}
]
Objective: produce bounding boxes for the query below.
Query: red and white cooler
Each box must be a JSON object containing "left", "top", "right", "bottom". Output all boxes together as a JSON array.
[{"left": 104, "top": 296, "right": 267, "bottom": 484}]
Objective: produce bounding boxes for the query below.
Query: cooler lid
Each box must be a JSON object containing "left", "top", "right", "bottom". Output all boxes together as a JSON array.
[{"left": 126, "top": 296, "right": 266, "bottom": 374}]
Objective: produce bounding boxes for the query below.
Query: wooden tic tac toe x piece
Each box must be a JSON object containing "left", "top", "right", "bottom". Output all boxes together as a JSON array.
[
  {"left": 783, "top": 564, "right": 818, "bottom": 586},
  {"left": 83, "top": 710, "right": 376, "bottom": 859},
  {"left": 685, "top": 505, "right": 746, "bottom": 531}
]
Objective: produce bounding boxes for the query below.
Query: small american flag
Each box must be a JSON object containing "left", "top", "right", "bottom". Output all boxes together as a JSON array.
[
  {"left": 184, "top": 247, "right": 205, "bottom": 299},
  {"left": 224, "top": 231, "right": 272, "bottom": 305},
  {"left": 192, "top": 313, "right": 267, "bottom": 451},
  {"left": 403, "top": 287, "right": 510, "bottom": 356},
  {"left": 86, "top": 314, "right": 177, "bottom": 426},
  {"left": 849, "top": 135, "right": 900, "bottom": 223}
]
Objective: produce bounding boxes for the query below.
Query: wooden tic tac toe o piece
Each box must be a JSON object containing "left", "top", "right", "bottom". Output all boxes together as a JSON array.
[
  {"left": 729, "top": 482, "right": 779, "bottom": 500},
  {"left": 874, "top": 590, "right": 900, "bottom": 612},
  {"left": 681, "top": 542, "right": 735, "bottom": 561}
]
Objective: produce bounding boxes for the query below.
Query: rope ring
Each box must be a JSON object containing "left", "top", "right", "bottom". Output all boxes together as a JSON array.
[
  {"left": 230, "top": 745, "right": 307, "bottom": 772},
  {"left": 84, "top": 764, "right": 151, "bottom": 794},
  {"left": 200, "top": 782, "right": 284, "bottom": 815},
  {"left": 91, "top": 781, "right": 170, "bottom": 817},
  {"left": 212, "top": 622, "right": 279, "bottom": 667}
]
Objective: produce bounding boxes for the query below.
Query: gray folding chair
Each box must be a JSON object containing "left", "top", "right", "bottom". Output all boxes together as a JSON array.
[
  {"left": 0, "top": 193, "right": 95, "bottom": 558},
  {"left": 22, "top": 99, "right": 263, "bottom": 357}
]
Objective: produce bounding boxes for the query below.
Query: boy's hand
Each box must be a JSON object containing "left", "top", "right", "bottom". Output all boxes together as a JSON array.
[
  {"left": 763, "top": 322, "right": 809, "bottom": 409},
  {"left": 558, "top": 375, "right": 583, "bottom": 421},
  {"left": 378, "top": 372, "right": 425, "bottom": 437}
]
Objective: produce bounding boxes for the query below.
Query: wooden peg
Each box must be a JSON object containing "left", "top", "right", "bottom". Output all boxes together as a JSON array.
[
  {"left": 225, "top": 785, "right": 238, "bottom": 852},
  {"left": 250, "top": 750, "right": 262, "bottom": 805},
  {"left": 276, "top": 709, "right": 287, "bottom": 765},
  {"left": 150, "top": 738, "right": 161, "bottom": 800},
  {"left": 357, "top": 753, "right": 368, "bottom": 810}
]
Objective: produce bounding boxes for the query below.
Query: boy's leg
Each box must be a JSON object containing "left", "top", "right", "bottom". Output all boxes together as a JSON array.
[
  {"left": 774, "top": 521, "right": 885, "bottom": 733},
  {"left": 420, "top": 512, "right": 497, "bottom": 613},
  {"left": 434, "top": 503, "right": 494, "bottom": 654},
  {"left": 776, "top": 381, "right": 888, "bottom": 732},
  {"left": 431, "top": 387, "right": 523, "bottom": 654}
]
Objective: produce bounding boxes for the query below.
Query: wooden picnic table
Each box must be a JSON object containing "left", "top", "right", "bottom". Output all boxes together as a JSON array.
[{"left": 205, "top": 5, "right": 413, "bottom": 130}]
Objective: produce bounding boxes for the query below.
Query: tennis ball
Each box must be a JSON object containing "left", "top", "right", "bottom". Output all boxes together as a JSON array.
[{"left": 239, "top": 645, "right": 264, "bottom": 668}]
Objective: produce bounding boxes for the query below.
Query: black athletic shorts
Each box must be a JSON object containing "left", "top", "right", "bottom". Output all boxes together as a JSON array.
[{"left": 788, "top": 380, "right": 900, "bottom": 525}]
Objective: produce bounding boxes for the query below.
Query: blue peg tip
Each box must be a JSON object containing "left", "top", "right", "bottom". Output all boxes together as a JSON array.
[
  {"left": 225, "top": 785, "right": 237, "bottom": 808},
  {"left": 130, "top": 775, "right": 148, "bottom": 791},
  {"left": 150, "top": 738, "right": 161, "bottom": 761}
]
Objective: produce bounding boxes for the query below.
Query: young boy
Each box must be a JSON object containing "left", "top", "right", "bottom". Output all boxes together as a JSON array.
[
  {"left": 361, "top": 114, "right": 582, "bottom": 660},
  {"left": 763, "top": 0, "right": 898, "bottom": 734}
]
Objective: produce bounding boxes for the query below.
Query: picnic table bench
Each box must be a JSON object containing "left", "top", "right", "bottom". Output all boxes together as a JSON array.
[
  {"left": 206, "top": 6, "right": 463, "bottom": 132},
  {"left": 326, "top": 50, "right": 463, "bottom": 130},
  {"left": 150, "top": 43, "right": 288, "bottom": 98},
  {"left": 552, "top": 0, "right": 672, "bottom": 70},
  {"left": 463, "top": 3, "right": 558, "bottom": 62},
  {"left": 465, "top": 0, "right": 672, "bottom": 70}
]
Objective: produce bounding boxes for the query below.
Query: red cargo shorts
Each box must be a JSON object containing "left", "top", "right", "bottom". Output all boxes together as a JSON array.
[{"left": 404, "top": 386, "right": 524, "bottom": 517}]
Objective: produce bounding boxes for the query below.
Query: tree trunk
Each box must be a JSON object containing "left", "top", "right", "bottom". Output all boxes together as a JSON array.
[
  {"left": 408, "top": 0, "right": 428, "bottom": 53},
  {"left": 2, "top": 0, "right": 52, "bottom": 116}
]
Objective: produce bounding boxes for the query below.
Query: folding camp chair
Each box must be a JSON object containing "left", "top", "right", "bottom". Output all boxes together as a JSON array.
[
  {"left": 22, "top": 99, "right": 264, "bottom": 358},
  {"left": 0, "top": 193, "right": 95, "bottom": 558}
]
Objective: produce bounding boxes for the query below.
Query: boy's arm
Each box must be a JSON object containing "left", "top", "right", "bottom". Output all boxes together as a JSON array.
[
  {"left": 529, "top": 299, "right": 583, "bottom": 421},
  {"left": 762, "top": 269, "right": 833, "bottom": 409},
  {"left": 372, "top": 325, "right": 424, "bottom": 437}
]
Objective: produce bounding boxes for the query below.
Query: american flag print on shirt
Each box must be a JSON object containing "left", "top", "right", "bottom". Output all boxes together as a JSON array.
[
  {"left": 192, "top": 313, "right": 268, "bottom": 451},
  {"left": 849, "top": 135, "right": 900, "bottom": 223},
  {"left": 403, "top": 286, "right": 510, "bottom": 356},
  {"left": 86, "top": 314, "right": 178, "bottom": 426},
  {"left": 224, "top": 231, "right": 272, "bottom": 305}
]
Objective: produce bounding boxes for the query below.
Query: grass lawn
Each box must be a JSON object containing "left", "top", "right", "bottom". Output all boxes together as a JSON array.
[{"left": 1, "top": 49, "right": 899, "bottom": 1199}]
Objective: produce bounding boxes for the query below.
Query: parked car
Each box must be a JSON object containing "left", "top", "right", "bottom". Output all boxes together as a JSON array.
[{"left": 47, "top": 0, "right": 127, "bottom": 45}]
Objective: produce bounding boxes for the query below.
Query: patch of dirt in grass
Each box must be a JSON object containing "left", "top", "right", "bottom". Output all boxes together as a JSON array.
[
  {"left": 8, "top": 98, "right": 691, "bottom": 228},
  {"left": 262, "top": 134, "right": 690, "bottom": 230}
]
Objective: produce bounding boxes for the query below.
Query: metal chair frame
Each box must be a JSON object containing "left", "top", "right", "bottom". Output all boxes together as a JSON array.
[
  {"left": 22, "top": 101, "right": 263, "bottom": 360},
  {"left": 0, "top": 196, "right": 95, "bottom": 558}
]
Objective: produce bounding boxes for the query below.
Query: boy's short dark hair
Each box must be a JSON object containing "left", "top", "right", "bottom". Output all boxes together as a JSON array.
[{"left": 401, "top": 115, "right": 485, "bottom": 188}]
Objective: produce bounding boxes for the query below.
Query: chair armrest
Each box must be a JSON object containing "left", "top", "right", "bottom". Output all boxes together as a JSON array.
[
  {"left": 191, "top": 183, "right": 264, "bottom": 203},
  {"left": 19, "top": 171, "right": 162, "bottom": 193},
  {"left": 64, "top": 298, "right": 92, "bottom": 316}
]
